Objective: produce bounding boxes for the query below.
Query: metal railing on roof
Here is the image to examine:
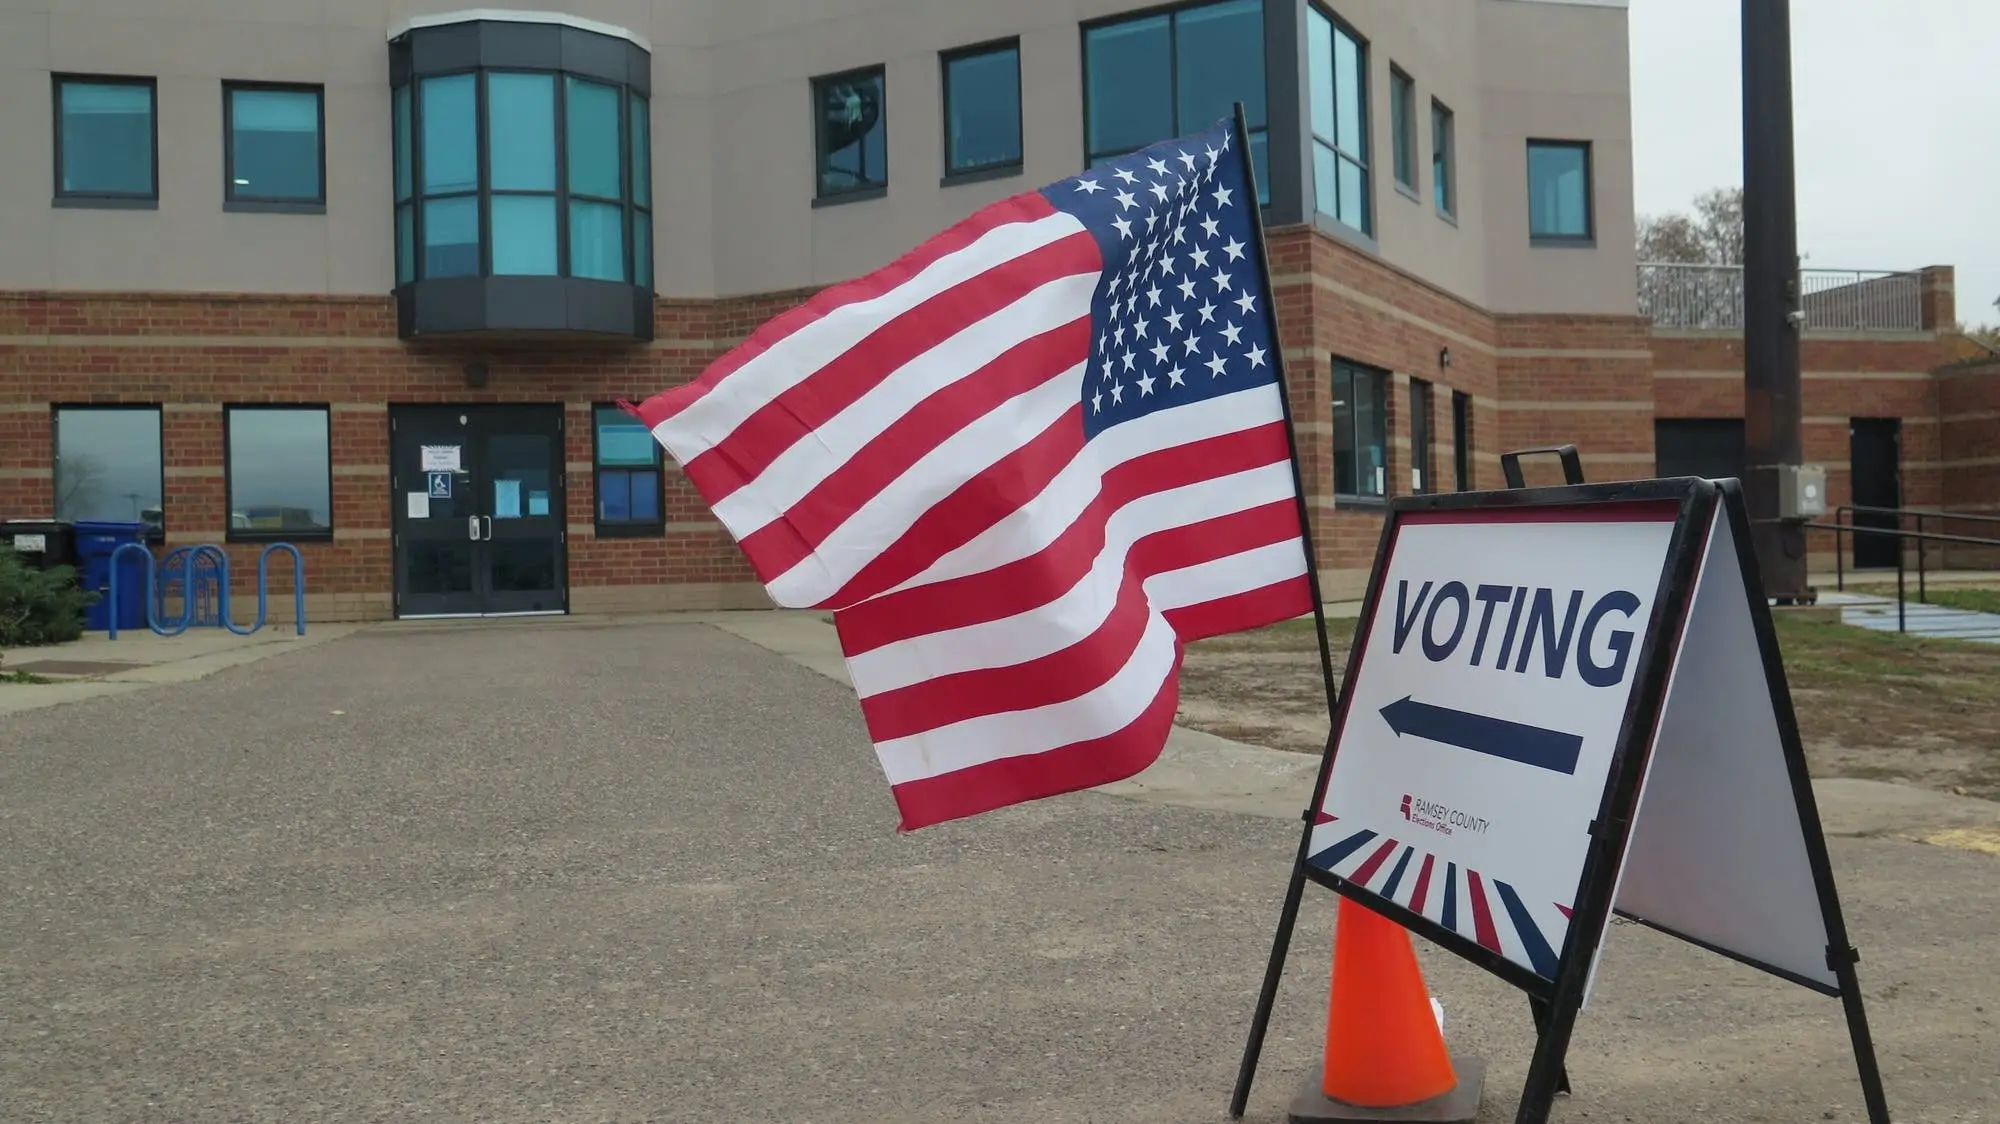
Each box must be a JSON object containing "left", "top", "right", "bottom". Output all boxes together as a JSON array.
[{"left": 1638, "top": 263, "right": 1925, "bottom": 333}]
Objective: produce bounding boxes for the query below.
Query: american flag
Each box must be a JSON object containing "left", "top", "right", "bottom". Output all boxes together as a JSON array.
[{"left": 628, "top": 117, "right": 1316, "bottom": 830}]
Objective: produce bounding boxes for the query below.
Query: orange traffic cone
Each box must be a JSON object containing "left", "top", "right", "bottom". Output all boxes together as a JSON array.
[{"left": 1287, "top": 897, "right": 1485, "bottom": 1123}]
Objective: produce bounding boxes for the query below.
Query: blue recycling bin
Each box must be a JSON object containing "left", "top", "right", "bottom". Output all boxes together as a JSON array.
[{"left": 72, "top": 520, "right": 151, "bottom": 632}]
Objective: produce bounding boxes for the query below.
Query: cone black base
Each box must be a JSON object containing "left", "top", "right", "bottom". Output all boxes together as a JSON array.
[{"left": 1284, "top": 1055, "right": 1485, "bottom": 1123}]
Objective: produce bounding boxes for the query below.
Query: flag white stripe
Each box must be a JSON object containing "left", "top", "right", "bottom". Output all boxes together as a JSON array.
[
  {"left": 707, "top": 273, "right": 1099, "bottom": 537},
  {"left": 765, "top": 366, "right": 1083, "bottom": 608},
  {"left": 656, "top": 212, "right": 1085, "bottom": 462},
  {"left": 873, "top": 608, "right": 1181, "bottom": 785},
  {"left": 885, "top": 385, "right": 1288, "bottom": 599},
  {"left": 871, "top": 546, "right": 1302, "bottom": 785},
  {"left": 1144, "top": 535, "right": 1309, "bottom": 612},
  {"left": 847, "top": 460, "right": 1298, "bottom": 696}
]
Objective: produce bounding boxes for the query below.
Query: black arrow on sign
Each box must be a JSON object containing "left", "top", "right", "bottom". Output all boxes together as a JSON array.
[{"left": 1379, "top": 696, "right": 1584, "bottom": 776}]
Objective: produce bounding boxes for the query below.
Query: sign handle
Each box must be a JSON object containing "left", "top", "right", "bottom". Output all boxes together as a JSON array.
[
  {"left": 1500, "top": 445, "right": 1586, "bottom": 489},
  {"left": 1527, "top": 996, "right": 1572, "bottom": 1097},
  {"left": 1228, "top": 831, "right": 1312, "bottom": 1118}
]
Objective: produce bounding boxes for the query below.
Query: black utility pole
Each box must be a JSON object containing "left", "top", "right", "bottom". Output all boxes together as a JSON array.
[{"left": 1741, "top": 0, "right": 1809, "bottom": 601}]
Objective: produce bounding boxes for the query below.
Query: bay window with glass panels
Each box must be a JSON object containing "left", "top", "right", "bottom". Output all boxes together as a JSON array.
[
  {"left": 393, "top": 71, "right": 650, "bottom": 284},
  {"left": 1308, "top": 6, "right": 1370, "bottom": 236},
  {"left": 1082, "top": 0, "right": 1270, "bottom": 205},
  {"left": 387, "top": 18, "right": 655, "bottom": 338}
]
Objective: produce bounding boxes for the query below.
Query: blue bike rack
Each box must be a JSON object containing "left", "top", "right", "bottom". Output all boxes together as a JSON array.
[{"left": 107, "top": 542, "right": 307, "bottom": 640}]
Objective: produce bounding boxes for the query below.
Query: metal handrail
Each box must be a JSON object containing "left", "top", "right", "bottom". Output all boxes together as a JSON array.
[{"left": 1810, "top": 508, "right": 2000, "bottom": 633}]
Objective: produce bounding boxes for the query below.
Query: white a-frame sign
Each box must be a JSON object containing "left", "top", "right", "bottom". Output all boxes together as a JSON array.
[{"left": 1243, "top": 476, "right": 1889, "bottom": 1124}]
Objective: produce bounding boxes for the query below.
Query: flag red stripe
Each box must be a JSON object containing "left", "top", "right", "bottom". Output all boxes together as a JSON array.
[
  {"left": 1160, "top": 576, "right": 1314, "bottom": 643},
  {"left": 857, "top": 505, "right": 1305, "bottom": 741},
  {"left": 835, "top": 421, "right": 1296, "bottom": 653},
  {"left": 818, "top": 404, "right": 1085, "bottom": 610},
  {"left": 733, "top": 318, "right": 1090, "bottom": 580},
  {"left": 631, "top": 191, "right": 1060, "bottom": 430},
  {"left": 682, "top": 232, "right": 1102, "bottom": 504},
  {"left": 884, "top": 650, "right": 1184, "bottom": 832}
]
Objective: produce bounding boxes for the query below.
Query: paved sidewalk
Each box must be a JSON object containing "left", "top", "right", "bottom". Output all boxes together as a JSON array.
[
  {"left": 1, "top": 623, "right": 361, "bottom": 716},
  {"left": 1819, "top": 590, "right": 2000, "bottom": 643}
]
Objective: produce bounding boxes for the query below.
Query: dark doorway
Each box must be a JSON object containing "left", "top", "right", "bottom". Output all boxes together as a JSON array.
[
  {"left": 390, "top": 404, "right": 568, "bottom": 617},
  {"left": 1409, "top": 378, "right": 1434, "bottom": 493},
  {"left": 1451, "top": 390, "right": 1471, "bottom": 490},
  {"left": 1654, "top": 418, "right": 1746, "bottom": 481},
  {"left": 1849, "top": 417, "right": 1902, "bottom": 570}
]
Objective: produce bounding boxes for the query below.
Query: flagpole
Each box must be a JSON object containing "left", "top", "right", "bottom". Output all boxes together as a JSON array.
[{"left": 1224, "top": 100, "right": 1345, "bottom": 1119}]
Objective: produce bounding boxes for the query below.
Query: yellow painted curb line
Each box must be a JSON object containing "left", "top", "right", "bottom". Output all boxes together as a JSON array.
[{"left": 1920, "top": 828, "right": 2000, "bottom": 855}]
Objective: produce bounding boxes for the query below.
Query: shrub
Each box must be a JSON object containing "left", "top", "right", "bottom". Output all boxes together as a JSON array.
[{"left": 0, "top": 547, "right": 96, "bottom": 646}]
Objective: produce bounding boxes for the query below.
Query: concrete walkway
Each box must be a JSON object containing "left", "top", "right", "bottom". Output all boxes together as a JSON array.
[
  {"left": 1818, "top": 590, "right": 2000, "bottom": 643},
  {"left": 3, "top": 610, "right": 1997, "bottom": 1122},
  {"left": 1, "top": 623, "right": 362, "bottom": 715}
]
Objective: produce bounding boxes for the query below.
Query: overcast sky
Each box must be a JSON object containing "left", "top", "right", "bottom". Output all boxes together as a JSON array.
[{"left": 1629, "top": 0, "right": 2000, "bottom": 326}]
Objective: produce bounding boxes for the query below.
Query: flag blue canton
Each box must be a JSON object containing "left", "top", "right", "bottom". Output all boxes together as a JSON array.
[{"left": 1039, "top": 119, "right": 1276, "bottom": 441}]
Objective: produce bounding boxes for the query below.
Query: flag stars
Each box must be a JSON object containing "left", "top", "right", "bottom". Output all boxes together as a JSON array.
[
  {"left": 1211, "top": 268, "right": 1233, "bottom": 292},
  {"left": 1204, "top": 144, "right": 1220, "bottom": 167},
  {"left": 1221, "top": 321, "right": 1243, "bottom": 346},
  {"left": 1076, "top": 178, "right": 1102, "bottom": 194},
  {"left": 1200, "top": 215, "right": 1222, "bottom": 239},
  {"left": 1092, "top": 388, "right": 1103, "bottom": 413},
  {"left": 1146, "top": 284, "right": 1164, "bottom": 307},
  {"left": 1164, "top": 309, "right": 1185, "bottom": 333},
  {"left": 1133, "top": 314, "right": 1150, "bottom": 338},
  {"left": 1113, "top": 167, "right": 1138, "bottom": 184},
  {"left": 1246, "top": 343, "right": 1268, "bottom": 369},
  {"left": 1177, "top": 277, "right": 1198, "bottom": 301},
  {"left": 1121, "top": 349, "right": 1136, "bottom": 371},
  {"left": 1190, "top": 247, "right": 1211, "bottom": 270},
  {"left": 1183, "top": 333, "right": 1203, "bottom": 356},
  {"left": 1178, "top": 150, "right": 1198, "bottom": 171},
  {"left": 1113, "top": 188, "right": 1138, "bottom": 211},
  {"left": 1150, "top": 340, "right": 1170, "bottom": 364},
  {"left": 1197, "top": 300, "right": 1217, "bottom": 323},
  {"left": 1235, "top": 291, "right": 1257, "bottom": 316},
  {"left": 1148, "top": 181, "right": 1171, "bottom": 203},
  {"left": 1222, "top": 237, "right": 1247, "bottom": 262},
  {"left": 1112, "top": 215, "right": 1133, "bottom": 239},
  {"left": 1110, "top": 380, "right": 1125, "bottom": 404},
  {"left": 1147, "top": 156, "right": 1171, "bottom": 176},
  {"left": 1137, "top": 371, "right": 1157, "bottom": 397},
  {"left": 1206, "top": 352, "right": 1229, "bottom": 378},
  {"left": 1212, "top": 184, "right": 1234, "bottom": 208},
  {"left": 1167, "top": 364, "right": 1186, "bottom": 387}
]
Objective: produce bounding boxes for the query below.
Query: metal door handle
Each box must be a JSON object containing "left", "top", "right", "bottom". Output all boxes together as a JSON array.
[
  {"left": 468, "top": 515, "right": 481, "bottom": 541},
  {"left": 481, "top": 515, "right": 493, "bottom": 540}
]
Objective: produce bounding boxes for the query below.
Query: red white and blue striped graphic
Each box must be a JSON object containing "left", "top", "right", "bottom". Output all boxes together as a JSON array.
[
  {"left": 628, "top": 119, "right": 1312, "bottom": 831},
  {"left": 1308, "top": 814, "right": 1572, "bottom": 979}
]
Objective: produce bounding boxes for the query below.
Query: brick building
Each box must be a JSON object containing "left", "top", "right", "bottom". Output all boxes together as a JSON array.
[{"left": 1, "top": 0, "right": 1987, "bottom": 621}]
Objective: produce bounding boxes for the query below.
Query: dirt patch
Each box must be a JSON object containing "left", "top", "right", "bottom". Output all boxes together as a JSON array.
[{"left": 1176, "top": 614, "right": 2000, "bottom": 801}]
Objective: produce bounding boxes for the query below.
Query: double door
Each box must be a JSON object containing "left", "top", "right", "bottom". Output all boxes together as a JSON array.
[{"left": 391, "top": 405, "right": 568, "bottom": 617}]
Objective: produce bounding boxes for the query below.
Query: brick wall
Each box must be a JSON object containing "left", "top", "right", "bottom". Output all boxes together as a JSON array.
[{"left": 1937, "top": 359, "right": 2000, "bottom": 567}]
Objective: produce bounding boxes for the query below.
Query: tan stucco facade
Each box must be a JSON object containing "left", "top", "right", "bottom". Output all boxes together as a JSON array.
[{"left": 0, "top": 0, "right": 1633, "bottom": 315}]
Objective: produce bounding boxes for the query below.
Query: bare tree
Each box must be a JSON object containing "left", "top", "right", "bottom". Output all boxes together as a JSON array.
[{"left": 1636, "top": 186, "right": 1744, "bottom": 265}]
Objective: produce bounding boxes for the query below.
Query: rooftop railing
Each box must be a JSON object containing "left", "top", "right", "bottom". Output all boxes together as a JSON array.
[{"left": 1638, "top": 263, "right": 1925, "bottom": 333}]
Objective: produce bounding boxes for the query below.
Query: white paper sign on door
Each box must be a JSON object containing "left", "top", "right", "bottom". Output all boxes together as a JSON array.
[
  {"left": 420, "top": 445, "right": 462, "bottom": 472},
  {"left": 407, "top": 492, "right": 430, "bottom": 519}
]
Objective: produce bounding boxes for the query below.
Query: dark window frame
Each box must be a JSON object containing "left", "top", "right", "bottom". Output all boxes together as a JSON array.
[
  {"left": 1527, "top": 138, "right": 1595, "bottom": 245},
  {"left": 1078, "top": 0, "right": 1273, "bottom": 206},
  {"left": 940, "top": 37, "right": 1024, "bottom": 184},
  {"left": 1451, "top": 389, "right": 1472, "bottom": 491},
  {"left": 221, "top": 403, "right": 336, "bottom": 544},
  {"left": 51, "top": 73, "right": 159, "bottom": 209},
  {"left": 590, "top": 402, "right": 667, "bottom": 539},
  {"left": 395, "top": 61, "right": 648, "bottom": 286},
  {"left": 49, "top": 403, "right": 168, "bottom": 542},
  {"left": 811, "top": 64, "right": 889, "bottom": 205},
  {"left": 1306, "top": 3, "right": 1370, "bottom": 235},
  {"left": 1431, "top": 98, "right": 1456, "bottom": 221},
  {"left": 1388, "top": 65, "right": 1416, "bottom": 194},
  {"left": 1409, "top": 377, "right": 1434, "bottom": 495},
  {"left": 221, "top": 80, "right": 327, "bottom": 213},
  {"left": 1331, "top": 357, "right": 1389, "bottom": 503}
]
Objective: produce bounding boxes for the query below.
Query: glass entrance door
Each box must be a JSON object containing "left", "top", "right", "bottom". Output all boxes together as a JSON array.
[{"left": 391, "top": 405, "right": 568, "bottom": 617}]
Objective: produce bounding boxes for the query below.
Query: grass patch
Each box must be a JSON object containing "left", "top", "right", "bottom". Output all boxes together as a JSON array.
[{"left": 0, "top": 668, "right": 51, "bottom": 685}]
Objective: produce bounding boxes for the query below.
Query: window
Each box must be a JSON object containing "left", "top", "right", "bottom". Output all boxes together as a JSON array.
[
  {"left": 1332, "top": 359, "right": 1388, "bottom": 499},
  {"left": 1083, "top": 0, "right": 1269, "bottom": 204},
  {"left": 1307, "top": 8, "right": 1368, "bottom": 234},
  {"left": 942, "top": 40, "right": 1022, "bottom": 178},
  {"left": 52, "top": 406, "right": 164, "bottom": 536},
  {"left": 1451, "top": 390, "right": 1472, "bottom": 491},
  {"left": 1389, "top": 67, "right": 1416, "bottom": 192},
  {"left": 1409, "top": 378, "right": 1434, "bottom": 494},
  {"left": 224, "top": 407, "right": 333, "bottom": 540},
  {"left": 392, "top": 65, "right": 650, "bottom": 285},
  {"left": 593, "top": 405, "right": 664, "bottom": 536},
  {"left": 224, "top": 83, "right": 324, "bottom": 208},
  {"left": 814, "top": 67, "right": 888, "bottom": 200},
  {"left": 1528, "top": 140, "right": 1593, "bottom": 242},
  {"left": 53, "top": 76, "right": 156, "bottom": 204},
  {"left": 1432, "top": 100, "right": 1455, "bottom": 218}
]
